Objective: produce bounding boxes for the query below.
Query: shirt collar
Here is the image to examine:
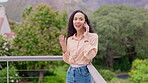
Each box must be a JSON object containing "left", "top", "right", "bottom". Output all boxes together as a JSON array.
[{"left": 71, "top": 33, "right": 85, "bottom": 41}]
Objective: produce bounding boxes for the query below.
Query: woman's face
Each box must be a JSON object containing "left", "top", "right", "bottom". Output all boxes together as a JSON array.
[{"left": 73, "top": 12, "right": 85, "bottom": 31}]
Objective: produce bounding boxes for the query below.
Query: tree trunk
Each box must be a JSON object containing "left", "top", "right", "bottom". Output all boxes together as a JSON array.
[
  {"left": 105, "top": 44, "right": 113, "bottom": 67},
  {"left": 125, "top": 37, "right": 137, "bottom": 64},
  {"left": 126, "top": 44, "right": 136, "bottom": 64},
  {"left": 38, "top": 70, "right": 44, "bottom": 83}
]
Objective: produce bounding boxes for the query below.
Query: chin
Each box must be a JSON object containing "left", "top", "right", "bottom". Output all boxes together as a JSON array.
[{"left": 75, "top": 27, "right": 84, "bottom": 31}]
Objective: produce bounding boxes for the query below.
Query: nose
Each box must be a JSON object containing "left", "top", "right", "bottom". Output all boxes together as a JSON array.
[{"left": 75, "top": 20, "right": 81, "bottom": 23}]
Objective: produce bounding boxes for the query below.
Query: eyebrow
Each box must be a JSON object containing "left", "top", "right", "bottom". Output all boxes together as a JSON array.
[{"left": 74, "top": 16, "right": 84, "bottom": 19}]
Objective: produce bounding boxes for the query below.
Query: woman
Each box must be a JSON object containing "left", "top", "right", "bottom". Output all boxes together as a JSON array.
[{"left": 59, "top": 10, "right": 98, "bottom": 83}]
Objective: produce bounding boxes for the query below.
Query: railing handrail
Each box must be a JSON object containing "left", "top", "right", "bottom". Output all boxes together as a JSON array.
[
  {"left": 0, "top": 56, "right": 63, "bottom": 61},
  {"left": 0, "top": 56, "right": 106, "bottom": 83}
]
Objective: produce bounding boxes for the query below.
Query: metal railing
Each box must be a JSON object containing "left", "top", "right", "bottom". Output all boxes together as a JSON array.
[{"left": 0, "top": 56, "right": 106, "bottom": 83}]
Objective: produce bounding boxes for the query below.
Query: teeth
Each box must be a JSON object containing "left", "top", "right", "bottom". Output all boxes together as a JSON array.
[{"left": 76, "top": 25, "right": 81, "bottom": 27}]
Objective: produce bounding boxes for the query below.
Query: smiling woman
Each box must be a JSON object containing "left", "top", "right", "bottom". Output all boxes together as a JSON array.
[{"left": 59, "top": 10, "right": 98, "bottom": 83}]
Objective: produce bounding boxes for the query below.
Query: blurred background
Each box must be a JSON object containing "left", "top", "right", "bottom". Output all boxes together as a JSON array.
[
  {"left": 3, "top": 0, "right": 148, "bottom": 22},
  {"left": 0, "top": 0, "right": 148, "bottom": 83}
]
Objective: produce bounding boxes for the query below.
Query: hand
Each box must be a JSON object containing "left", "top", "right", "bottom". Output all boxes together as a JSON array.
[
  {"left": 84, "top": 22, "right": 89, "bottom": 36},
  {"left": 84, "top": 22, "right": 89, "bottom": 33},
  {"left": 59, "top": 35, "right": 67, "bottom": 52}
]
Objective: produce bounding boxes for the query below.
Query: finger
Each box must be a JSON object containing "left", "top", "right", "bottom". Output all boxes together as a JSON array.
[
  {"left": 59, "top": 35, "right": 64, "bottom": 38},
  {"left": 64, "top": 37, "right": 67, "bottom": 42},
  {"left": 85, "top": 25, "right": 89, "bottom": 32},
  {"left": 60, "top": 35, "right": 64, "bottom": 37},
  {"left": 59, "top": 36, "right": 64, "bottom": 41},
  {"left": 84, "top": 23, "right": 87, "bottom": 28},
  {"left": 59, "top": 35, "right": 62, "bottom": 38}
]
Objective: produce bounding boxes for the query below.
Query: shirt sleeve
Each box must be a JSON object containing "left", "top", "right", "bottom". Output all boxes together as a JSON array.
[
  {"left": 62, "top": 38, "right": 70, "bottom": 64},
  {"left": 84, "top": 34, "right": 98, "bottom": 61}
]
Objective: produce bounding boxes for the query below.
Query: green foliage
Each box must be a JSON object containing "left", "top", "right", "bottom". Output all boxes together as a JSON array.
[
  {"left": 0, "top": 36, "right": 14, "bottom": 70},
  {"left": 0, "top": 36, "right": 6, "bottom": 56},
  {"left": 99, "top": 70, "right": 116, "bottom": 82},
  {"left": 9, "top": 20, "right": 19, "bottom": 32},
  {"left": 129, "top": 59, "right": 148, "bottom": 83},
  {"left": 43, "top": 76, "right": 65, "bottom": 83},
  {"left": 54, "top": 65, "right": 68, "bottom": 77},
  {"left": 12, "top": 4, "right": 67, "bottom": 70},
  {"left": 0, "top": 66, "right": 20, "bottom": 83},
  {"left": 91, "top": 5, "right": 148, "bottom": 68},
  {"left": 11, "top": 4, "right": 67, "bottom": 82},
  {"left": 13, "top": 4, "right": 67, "bottom": 56},
  {"left": 92, "top": 5, "right": 148, "bottom": 57},
  {"left": 113, "top": 56, "right": 131, "bottom": 72},
  {"left": 0, "top": 36, "right": 13, "bottom": 56}
]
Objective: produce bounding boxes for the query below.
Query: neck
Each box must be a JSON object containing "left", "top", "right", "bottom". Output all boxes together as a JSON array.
[{"left": 76, "top": 29, "right": 85, "bottom": 38}]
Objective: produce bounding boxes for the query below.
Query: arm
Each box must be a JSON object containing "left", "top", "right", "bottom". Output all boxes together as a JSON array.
[
  {"left": 83, "top": 23, "right": 98, "bottom": 61},
  {"left": 59, "top": 35, "right": 70, "bottom": 64},
  {"left": 84, "top": 34, "right": 98, "bottom": 61}
]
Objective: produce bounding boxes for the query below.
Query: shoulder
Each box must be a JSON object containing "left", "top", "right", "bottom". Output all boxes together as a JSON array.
[
  {"left": 67, "top": 36, "right": 73, "bottom": 42},
  {"left": 88, "top": 33, "right": 98, "bottom": 38},
  {"left": 67, "top": 36, "right": 73, "bottom": 40}
]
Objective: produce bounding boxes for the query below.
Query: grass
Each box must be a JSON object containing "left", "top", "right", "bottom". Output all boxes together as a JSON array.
[
  {"left": 110, "top": 78, "right": 148, "bottom": 83},
  {"left": 110, "top": 78, "right": 132, "bottom": 83},
  {"left": 54, "top": 64, "right": 68, "bottom": 79},
  {"left": 40, "top": 65, "right": 69, "bottom": 83}
]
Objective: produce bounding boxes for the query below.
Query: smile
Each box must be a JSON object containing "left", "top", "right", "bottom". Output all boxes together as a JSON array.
[{"left": 75, "top": 24, "right": 81, "bottom": 28}]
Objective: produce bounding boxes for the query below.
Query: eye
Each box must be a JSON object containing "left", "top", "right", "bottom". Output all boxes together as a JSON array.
[
  {"left": 74, "top": 18, "right": 77, "bottom": 21},
  {"left": 79, "top": 18, "right": 83, "bottom": 21}
]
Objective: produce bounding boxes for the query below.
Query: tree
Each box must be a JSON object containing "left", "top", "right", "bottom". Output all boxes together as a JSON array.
[
  {"left": 91, "top": 5, "right": 148, "bottom": 69},
  {"left": 9, "top": 20, "right": 19, "bottom": 32},
  {"left": 12, "top": 4, "right": 67, "bottom": 82}
]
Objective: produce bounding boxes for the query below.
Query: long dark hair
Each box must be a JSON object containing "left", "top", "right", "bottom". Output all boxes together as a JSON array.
[{"left": 67, "top": 10, "right": 94, "bottom": 38}]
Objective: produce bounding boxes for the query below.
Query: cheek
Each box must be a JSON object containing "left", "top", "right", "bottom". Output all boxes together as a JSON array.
[
  {"left": 73, "top": 20, "right": 75, "bottom": 25},
  {"left": 80, "top": 20, "right": 85, "bottom": 24},
  {"left": 81, "top": 21, "right": 85, "bottom": 25},
  {"left": 81, "top": 21, "right": 85, "bottom": 27}
]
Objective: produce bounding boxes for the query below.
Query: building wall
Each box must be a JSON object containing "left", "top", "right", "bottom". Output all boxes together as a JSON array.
[{"left": 0, "top": 6, "right": 11, "bottom": 35}]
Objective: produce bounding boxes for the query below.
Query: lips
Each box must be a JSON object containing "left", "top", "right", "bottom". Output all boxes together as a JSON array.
[{"left": 75, "top": 24, "right": 81, "bottom": 28}]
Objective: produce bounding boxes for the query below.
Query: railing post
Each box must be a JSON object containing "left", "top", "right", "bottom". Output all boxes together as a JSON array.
[
  {"left": 7, "top": 61, "right": 9, "bottom": 83},
  {"left": 87, "top": 63, "right": 107, "bottom": 83}
]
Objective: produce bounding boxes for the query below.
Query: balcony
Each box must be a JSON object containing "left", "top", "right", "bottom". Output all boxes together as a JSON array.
[{"left": 0, "top": 56, "right": 106, "bottom": 83}]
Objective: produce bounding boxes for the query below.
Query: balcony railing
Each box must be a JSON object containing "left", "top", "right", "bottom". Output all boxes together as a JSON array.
[{"left": 0, "top": 56, "right": 106, "bottom": 83}]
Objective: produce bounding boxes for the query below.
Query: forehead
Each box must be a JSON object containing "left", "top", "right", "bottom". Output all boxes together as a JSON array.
[{"left": 74, "top": 12, "right": 85, "bottom": 18}]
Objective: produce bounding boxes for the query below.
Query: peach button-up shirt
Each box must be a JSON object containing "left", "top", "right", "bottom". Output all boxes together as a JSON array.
[{"left": 62, "top": 32, "right": 98, "bottom": 65}]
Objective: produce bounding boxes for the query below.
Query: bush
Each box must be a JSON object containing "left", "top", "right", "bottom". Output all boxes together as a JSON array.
[
  {"left": 0, "top": 66, "right": 20, "bottom": 83},
  {"left": 0, "top": 36, "right": 13, "bottom": 56},
  {"left": 99, "top": 70, "right": 116, "bottom": 82},
  {"left": 129, "top": 59, "right": 148, "bottom": 83},
  {"left": 113, "top": 56, "right": 132, "bottom": 72}
]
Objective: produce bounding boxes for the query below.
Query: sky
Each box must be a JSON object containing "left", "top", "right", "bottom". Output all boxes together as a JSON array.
[{"left": 0, "top": 0, "right": 8, "bottom": 3}]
